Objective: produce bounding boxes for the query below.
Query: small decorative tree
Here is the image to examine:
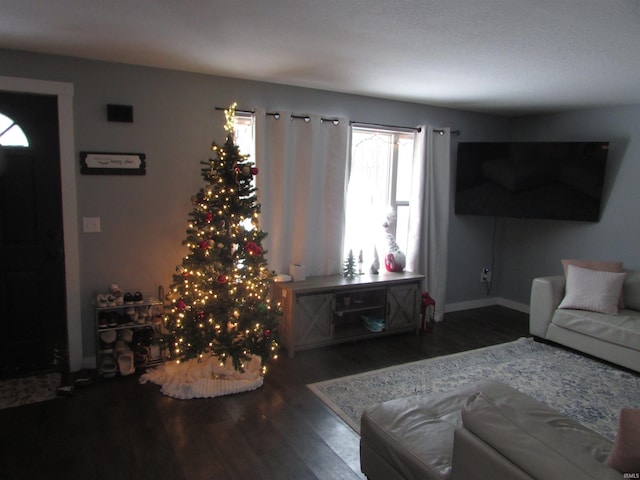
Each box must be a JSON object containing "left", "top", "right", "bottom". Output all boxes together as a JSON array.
[{"left": 342, "top": 249, "right": 357, "bottom": 278}]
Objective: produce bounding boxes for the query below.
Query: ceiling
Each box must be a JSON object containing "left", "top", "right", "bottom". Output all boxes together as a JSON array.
[{"left": 1, "top": 0, "right": 639, "bottom": 115}]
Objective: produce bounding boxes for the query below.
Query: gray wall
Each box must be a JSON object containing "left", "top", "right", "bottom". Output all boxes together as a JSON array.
[
  {"left": 4, "top": 48, "right": 636, "bottom": 365},
  {"left": 0, "top": 49, "right": 511, "bottom": 365},
  {"left": 497, "top": 105, "right": 640, "bottom": 304}
]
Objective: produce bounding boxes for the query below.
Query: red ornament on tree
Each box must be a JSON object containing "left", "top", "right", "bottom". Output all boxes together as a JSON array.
[
  {"left": 217, "top": 274, "right": 227, "bottom": 284},
  {"left": 245, "top": 241, "right": 262, "bottom": 256},
  {"left": 205, "top": 212, "right": 213, "bottom": 222},
  {"left": 199, "top": 240, "right": 211, "bottom": 250},
  {"left": 176, "top": 299, "right": 187, "bottom": 310}
]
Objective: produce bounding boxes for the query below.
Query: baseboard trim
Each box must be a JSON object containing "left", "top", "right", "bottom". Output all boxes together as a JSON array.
[
  {"left": 446, "top": 297, "right": 529, "bottom": 314},
  {"left": 497, "top": 297, "right": 530, "bottom": 314}
]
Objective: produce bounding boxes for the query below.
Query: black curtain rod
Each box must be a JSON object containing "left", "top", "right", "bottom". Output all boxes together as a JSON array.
[
  {"left": 215, "top": 108, "right": 457, "bottom": 134},
  {"left": 351, "top": 122, "right": 461, "bottom": 136},
  {"left": 434, "top": 128, "right": 461, "bottom": 136},
  {"left": 215, "top": 107, "right": 340, "bottom": 124},
  {"left": 215, "top": 106, "right": 254, "bottom": 115},
  {"left": 266, "top": 112, "right": 341, "bottom": 125},
  {"left": 350, "top": 121, "right": 421, "bottom": 133}
]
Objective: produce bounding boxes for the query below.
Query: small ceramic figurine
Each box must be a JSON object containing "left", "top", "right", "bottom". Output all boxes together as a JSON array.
[{"left": 381, "top": 211, "right": 405, "bottom": 272}]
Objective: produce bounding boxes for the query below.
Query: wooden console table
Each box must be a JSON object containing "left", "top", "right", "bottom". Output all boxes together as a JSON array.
[{"left": 272, "top": 271, "right": 424, "bottom": 358}]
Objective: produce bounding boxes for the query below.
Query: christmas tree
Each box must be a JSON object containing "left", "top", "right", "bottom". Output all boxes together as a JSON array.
[{"left": 164, "top": 104, "right": 280, "bottom": 373}]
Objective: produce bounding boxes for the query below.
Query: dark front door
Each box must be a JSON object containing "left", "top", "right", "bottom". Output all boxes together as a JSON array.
[{"left": 0, "top": 91, "right": 67, "bottom": 378}]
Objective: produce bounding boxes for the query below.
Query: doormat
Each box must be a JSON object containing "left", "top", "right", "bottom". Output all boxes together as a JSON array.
[
  {"left": 0, "top": 372, "right": 61, "bottom": 410},
  {"left": 308, "top": 337, "right": 640, "bottom": 440}
]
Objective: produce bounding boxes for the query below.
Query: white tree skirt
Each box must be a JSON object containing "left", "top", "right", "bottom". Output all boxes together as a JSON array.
[{"left": 139, "top": 354, "right": 263, "bottom": 399}]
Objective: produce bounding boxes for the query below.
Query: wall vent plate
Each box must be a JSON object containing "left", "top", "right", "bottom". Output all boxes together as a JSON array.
[{"left": 107, "top": 104, "right": 133, "bottom": 122}]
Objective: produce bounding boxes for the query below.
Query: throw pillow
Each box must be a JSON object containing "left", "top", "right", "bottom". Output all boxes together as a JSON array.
[
  {"left": 558, "top": 265, "right": 626, "bottom": 315},
  {"left": 561, "top": 259, "right": 625, "bottom": 307},
  {"left": 561, "top": 259, "right": 623, "bottom": 277},
  {"left": 606, "top": 408, "right": 640, "bottom": 473}
]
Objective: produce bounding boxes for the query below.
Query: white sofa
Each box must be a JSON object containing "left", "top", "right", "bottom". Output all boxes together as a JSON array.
[
  {"left": 530, "top": 268, "right": 640, "bottom": 373},
  {"left": 360, "top": 380, "right": 620, "bottom": 480}
]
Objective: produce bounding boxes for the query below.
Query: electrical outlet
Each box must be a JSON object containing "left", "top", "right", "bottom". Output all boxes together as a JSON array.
[{"left": 480, "top": 267, "right": 492, "bottom": 283}]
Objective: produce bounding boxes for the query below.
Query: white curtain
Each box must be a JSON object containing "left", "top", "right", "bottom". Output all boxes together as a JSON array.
[
  {"left": 255, "top": 109, "right": 349, "bottom": 277},
  {"left": 406, "top": 126, "right": 452, "bottom": 321}
]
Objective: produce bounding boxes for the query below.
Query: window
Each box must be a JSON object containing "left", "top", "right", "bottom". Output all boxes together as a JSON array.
[
  {"left": 233, "top": 111, "right": 255, "bottom": 162},
  {"left": 343, "top": 126, "right": 416, "bottom": 270},
  {"left": 0, "top": 112, "right": 29, "bottom": 146},
  {"left": 234, "top": 110, "right": 256, "bottom": 231}
]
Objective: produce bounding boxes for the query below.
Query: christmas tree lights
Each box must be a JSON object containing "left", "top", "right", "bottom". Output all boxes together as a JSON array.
[{"left": 163, "top": 103, "right": 280, "bottom": 372}]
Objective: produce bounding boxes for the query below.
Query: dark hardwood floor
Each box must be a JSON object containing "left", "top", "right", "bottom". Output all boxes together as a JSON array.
[{"left": 0, "top": 305, "right": 529, "bottom": 480}]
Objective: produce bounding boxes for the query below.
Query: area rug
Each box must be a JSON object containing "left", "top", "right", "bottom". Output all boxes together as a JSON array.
[
  {"left": 308, "top": 337, "right": 640, "bottom": 440},
  {"left": 0, "top": 372, "right": 61, "bottom": 410}
]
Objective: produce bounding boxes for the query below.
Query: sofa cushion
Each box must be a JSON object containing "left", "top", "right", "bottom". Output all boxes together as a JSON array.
[
  {"left": 558, "top": 265, "right": 625, "bottom": 314},
  {"left": 561, "top": 259, "right": 623, "bottom": 276},
  {"left": 360, "top": 382, "right": 492, "bottom": 480},
  {"left": 461, "top": 387, "right": 618, "bottom": 480},
  {"left": 551, "top": 308, "right": 640, "bottom": 350}
]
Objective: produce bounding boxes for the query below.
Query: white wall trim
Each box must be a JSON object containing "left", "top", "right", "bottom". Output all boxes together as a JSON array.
[
  {"left": 445, "top": 297, "right": 530, "bottom": 315},
  {"left": 0, "top": 75, "right": 73, "bottom": 96},
  {"left": 496, "top": 297, "right": 530, "bottom": 314},
  {"left": 0, "top": 75, "right": 82, "bottom": 371}
]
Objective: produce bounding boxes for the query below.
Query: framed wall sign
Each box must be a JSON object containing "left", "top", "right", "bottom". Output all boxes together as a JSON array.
[{"left": 80, "top": 152, "right": 146, "bottom": 175}]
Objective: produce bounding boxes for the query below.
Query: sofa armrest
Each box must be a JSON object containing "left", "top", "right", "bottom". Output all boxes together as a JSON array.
[{"left": 529, "top": 275, "right": 565, "bottom": 338}]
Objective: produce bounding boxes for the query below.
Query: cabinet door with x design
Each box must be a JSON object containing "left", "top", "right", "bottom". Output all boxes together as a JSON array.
[
  {"left": 386, "top": 283, "right": 420, "bottom": 331},
  {"left": 294, "top": 293, "right": 334, "bottom": 347}
]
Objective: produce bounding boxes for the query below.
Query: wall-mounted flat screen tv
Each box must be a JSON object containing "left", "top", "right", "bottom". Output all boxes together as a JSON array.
[{"left": 455, "top": 142, "right": 609, "bottom": 221}]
